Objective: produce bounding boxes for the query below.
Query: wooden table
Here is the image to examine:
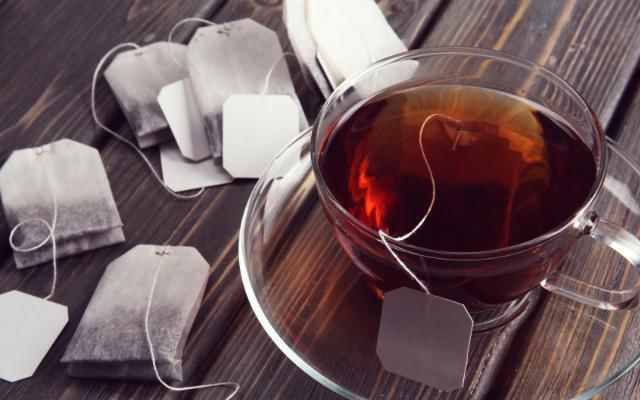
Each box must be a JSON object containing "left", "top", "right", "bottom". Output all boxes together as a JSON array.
[{"left": 1, "top": 0, "right": 640, "bottom": 398}]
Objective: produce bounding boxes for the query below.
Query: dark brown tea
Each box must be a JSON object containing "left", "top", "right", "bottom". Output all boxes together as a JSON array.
[{"left": 319, "top": 84, "right": 597, "bottom": 253}]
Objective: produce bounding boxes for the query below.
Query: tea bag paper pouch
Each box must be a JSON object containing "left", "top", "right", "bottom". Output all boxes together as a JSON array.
[
  {"left": 306, "top": 0, "right": 415, "bottom": 92},
  {"left": 283, "top": 0, "right": 333, "bottom": 97},
  {"left": 0, "top": 139, "right": 125, "bottom": 269},
  {"left": 104, "top": 42, "right": 188, "bottom": 149},
  {"left": 186, "top": 19, "right": 308, "bottom": 162},
  {"left": 61, "top": 245, "right": 210, "bottom": 381}
]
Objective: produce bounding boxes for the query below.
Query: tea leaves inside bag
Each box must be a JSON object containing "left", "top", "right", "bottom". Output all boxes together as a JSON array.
[
  {"left": 0, "top": 139, "right": 124, "bottom": 268},
  {"left": 61, "top": 245, "right": 210, "bottom": 382}
]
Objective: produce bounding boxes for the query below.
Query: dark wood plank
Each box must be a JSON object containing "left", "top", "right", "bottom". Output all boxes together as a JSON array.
[
  {"left": 199, "top": 1, "right": 640, "bottom": 400},
  {"left": 422, "top": 0, "right": 640, "bottom": 130}
]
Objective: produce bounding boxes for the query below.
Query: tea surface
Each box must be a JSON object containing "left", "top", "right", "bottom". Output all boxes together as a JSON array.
[{"left": 319, "top": 85, "right": 597, "bottom": 252}]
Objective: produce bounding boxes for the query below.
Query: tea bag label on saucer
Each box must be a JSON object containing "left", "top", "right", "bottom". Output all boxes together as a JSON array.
[
  {"left": 376, "top": 287, "right": 472, "bottom": 391},
  {"left": 157, "top": 78, "right": 211, "bottom": 162},
  {"left": 222, "top": 94, "right": 299, "bottom": 179},
  {"left": 0, "top": 290, "right": 68, "bottom": 382}
]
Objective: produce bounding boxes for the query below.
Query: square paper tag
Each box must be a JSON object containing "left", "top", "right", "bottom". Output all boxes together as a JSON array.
[
  {"left": 160, "top": 143, "right": 232, "bottom": 192},
  {"left": 377, "top": 287, "right": 473, "bottom": 391},
  {"left": 158, "top": 78, "right": 210, "bottom": 162},
  {"left": 222, "top": 94, "right": 299, "bottom": 179},
  {"left": 0, "top": 291, "right": 68, "bottom": 382}
]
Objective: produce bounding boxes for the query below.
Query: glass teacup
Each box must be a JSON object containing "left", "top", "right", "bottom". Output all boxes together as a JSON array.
[{"left": 310, "top": 48, "right": 639, "bottom": 330}]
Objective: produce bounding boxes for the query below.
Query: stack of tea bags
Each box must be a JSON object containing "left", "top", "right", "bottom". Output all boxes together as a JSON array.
[
  {"left": 283, "top": 0, "right": 410, "bottom": 94},
  {"left": 101, "top": 19, "right": 308, "bottom": 193}
]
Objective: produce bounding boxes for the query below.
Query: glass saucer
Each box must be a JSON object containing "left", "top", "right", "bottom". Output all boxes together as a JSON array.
[{"left": 238, "top": 128, "right": 640, "bottom": 399}]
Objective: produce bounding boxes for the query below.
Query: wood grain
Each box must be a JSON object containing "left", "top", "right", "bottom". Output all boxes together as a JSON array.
[{"left": 422, "top": 0, "right": 640, "bottom": 130}]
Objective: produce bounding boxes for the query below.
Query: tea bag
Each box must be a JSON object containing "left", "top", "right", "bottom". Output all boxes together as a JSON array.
[
  {"left": 186, "top": 19, "right": 307, "bottom": 162},
  {"left": 375, "top": 114, "right": 473, "bottom": 391},
  {"left": 0, "top": 139, "right": 125, "bottom": 269},
  {"left": 104, "top": 42, "right": 188, "bottom": 148},
  {"left": 61, "top": 245, "right": 210, "bottom": 381},
  {"left": 306, "top": 0, "right": 409, "bottom": 87},
  {"left": 283, "top": 0, "right": 333, "bottom": 97}
]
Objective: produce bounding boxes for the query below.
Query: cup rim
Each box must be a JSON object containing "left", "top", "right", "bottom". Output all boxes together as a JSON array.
[{"left": 310, "top": 46, "right": 607, "bottom": 260}]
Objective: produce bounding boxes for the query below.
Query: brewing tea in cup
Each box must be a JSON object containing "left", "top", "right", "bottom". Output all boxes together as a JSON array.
[{"left": 311, "top": 48, "right": 640, "bottom": 329}]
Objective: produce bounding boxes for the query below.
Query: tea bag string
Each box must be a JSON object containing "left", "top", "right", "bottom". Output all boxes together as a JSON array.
[
  {"left": 91, "top": 43, "right": 205, "bottom": 200},
  {"left": 378, "top": 114, "right": 444, "bottom": 295},
  {"left": 260, "top": 52, "right": 296, "bottom": 95},
  {"left": 144, "top": 246, "right": 240, "bottom": 398},
  {"left": 8, "top": 148, "right": 58, "bottom": 300}
]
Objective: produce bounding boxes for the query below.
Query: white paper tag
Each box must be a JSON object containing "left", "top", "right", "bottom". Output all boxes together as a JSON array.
[
  {"left": 158, "top": 78, "right": 211, "bottom": 162},
  {"left": 222, "top": 94, "right": 299, "bottom": 179},
  {"left": 377, "top": 287, "right": 473, "bottom": 391},
  {"left": 159, "top": 143, "right": 232, "bottom": 192},
  {"left": 0, "top": 290, "right": 68, "bottom": 382}
]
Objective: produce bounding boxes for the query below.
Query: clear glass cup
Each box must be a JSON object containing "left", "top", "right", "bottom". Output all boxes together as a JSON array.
[{"left": 310, "top": 47, "right": 640, "bottom": 330}]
